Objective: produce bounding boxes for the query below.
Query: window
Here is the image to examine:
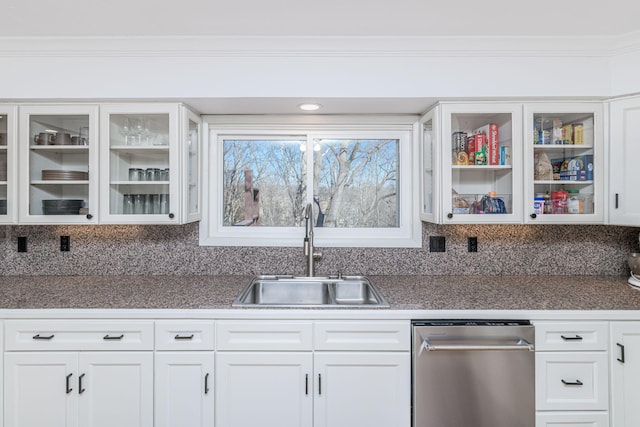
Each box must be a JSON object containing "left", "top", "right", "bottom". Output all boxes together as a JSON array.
[{"left": 200, "top": 116, "right": 420, "bottom": 248}]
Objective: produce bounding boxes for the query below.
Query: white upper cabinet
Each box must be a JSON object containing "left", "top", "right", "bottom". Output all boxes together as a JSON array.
[
  {"left": 0, "top": 106, "right": 17, "bottom": 224},
  {"left": 524, "top": 102, "right": 604, "bottom": 224},
  {"left": 419, "top": 107, "right": 440, "bottom": 224},
  {"left": 18, "top": 105, "right": 99, "bottom": 224},
  {"left": 422, "top": 102, "right": 523, "bottom": 224},
  {"left": 99, "top": 103, "right": 200, "bottom": 224},
  {"left": 609, "top": 97, "right": 640, "bottom": 226}
]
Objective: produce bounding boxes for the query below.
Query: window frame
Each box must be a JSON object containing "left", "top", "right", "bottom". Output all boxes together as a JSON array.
[{"left": 199, "top": 115, "right": 421, "bottom": 248}]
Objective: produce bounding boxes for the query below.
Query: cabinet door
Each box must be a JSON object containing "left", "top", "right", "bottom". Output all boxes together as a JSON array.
[
  {"left": 215, "top": 352, "right": 312, "bottom": 427},
  {"left": 181, "top": 106, "right": 201, "bottom": 223},
  {"left": 609, "top": 98, "right": 640, "bottom": 226},
  {"left": 0, "top": 106, "right": 17, "bottom": 224},
  {"left": 419, "top": 107, "right": 440, "bottom": 223},
  {"left": 524, "top": 102, "right": 604, "bottom": 224},
  {"left": 611, "top": 322, "right": 640, "bottom": 427},
  {"left": 440, "top": 103, "right": 523, "bottom": 224},
  {"left": 18, "top": 104, "right": 99, "bottom": 224},
  {"left": 314, "top": 352, "right": 410, "bottom": 427},
  {"left": 77, "top": 352, "right": 153, "bottom": 427},
  {"left": 99, "top": 103, "right": 180, "bottom": 224},
  {"left": 4, "top": 352, "right": 78, "bottom": 427},
  {"left": 155, "top": 352, "right": 214, "bottom": 427}
]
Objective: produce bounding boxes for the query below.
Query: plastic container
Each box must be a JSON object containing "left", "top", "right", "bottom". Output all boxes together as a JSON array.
[
  {"left": 550, "top": 190, "right": 568, "bottom": 214},
  {"left": 533, "top": 197, "right": 545, "bottom": 215},
  {"left": 567, "top": 189, "right": 584, "bottom": 214}
]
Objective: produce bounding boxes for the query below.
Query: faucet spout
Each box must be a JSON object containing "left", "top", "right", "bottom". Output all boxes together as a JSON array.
[{"left": 304, "top": 203, "right": 321, "bottom": 277}]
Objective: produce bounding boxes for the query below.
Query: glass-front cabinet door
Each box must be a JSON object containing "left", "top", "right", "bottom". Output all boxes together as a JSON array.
[
  {"left": 523, "top": 103, "right": 604, "bottom": 224},
  {"left": 440, "top": 103, "right": 523, "bottom": 224},
  {"left": 18, "top": 105, "right": 99, "bottom": 224},
  {"left": 99, "top": 103, "right": 200, "bottom": 225},
  {"left": 0, "top": 106, "right": 17, "bottom": 224},
  {"left": 419, "top": 106, "right": 440, "bottom": 223},
  {"left": 99, "top": 103, "right": 180, "bottom": 224},
  {"left": 182, "top": 107, "right": 201, "bottom": 223}
]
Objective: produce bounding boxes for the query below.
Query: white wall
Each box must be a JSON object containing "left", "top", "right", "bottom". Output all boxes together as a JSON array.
[{"left": 0, "top": 35, "right": 636, "bottom": 106}]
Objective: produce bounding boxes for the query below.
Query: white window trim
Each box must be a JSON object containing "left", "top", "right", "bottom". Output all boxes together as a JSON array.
[{"left": 199, "top": 115, "right": 421, "bottom": 248}]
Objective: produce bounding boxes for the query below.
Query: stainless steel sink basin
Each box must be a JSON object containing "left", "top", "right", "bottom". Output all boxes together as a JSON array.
[{"left": 233, "top": 275, "right": 389, "bottom": 308}]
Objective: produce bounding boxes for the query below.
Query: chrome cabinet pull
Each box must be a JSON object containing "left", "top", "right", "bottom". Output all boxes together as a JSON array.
[
  {"left": 33, "top": 334, "right": 55, "bottom": 340},
  {"left": 561, "top": 379, "right": 583, "bottom": 386},
  {"left": 318, "top": 374, "right": 322, "bottom": 395},
  {"left": 78, "top": 373, "right": 86, "bottom": 394},
  {"left": 561, "top": 335, "right": 583, "bottom": 341},
  {"left": 204, "top": 373, "right": 210, "bottom": 394},
  {"left": 66, "top": 373, "right": 73, "bottom": 394},
  {"left": 103, "top": 334, "right": 124, "bottom": 340},
  {"left": 617, "top": 343, "right": 626, "bottom": 363},
  {"left": 174, "top": 334, "right": 194, "bottom": 340},
  {"left": 305, "top": 374, "right": 309, "bottom": 395}
]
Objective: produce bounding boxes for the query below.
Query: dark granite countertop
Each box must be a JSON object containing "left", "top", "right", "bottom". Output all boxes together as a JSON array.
[{"left": 0, "top": 275, "right": 638, "bottom": 311}]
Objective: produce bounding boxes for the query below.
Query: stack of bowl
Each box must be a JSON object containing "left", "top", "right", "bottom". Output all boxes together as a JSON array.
[{"left": 42, "top": 199, "right": 84, "bottom": 215}]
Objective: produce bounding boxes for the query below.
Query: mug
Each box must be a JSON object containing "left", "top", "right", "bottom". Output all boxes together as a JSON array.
[
  {"left": 34, "top": 132, "right": 52, "bottom": 145},
  {"left": 52, "top": 132, "right": 72, "bottom": 145}
]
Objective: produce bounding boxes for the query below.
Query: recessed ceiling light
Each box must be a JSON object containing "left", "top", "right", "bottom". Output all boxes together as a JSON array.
[{"left": 298, "top": 103, "right": 322, "bottom": 111}]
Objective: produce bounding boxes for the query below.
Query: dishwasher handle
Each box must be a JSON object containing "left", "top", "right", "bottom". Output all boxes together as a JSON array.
[{"left": 420, "top": 337, "right": 534, "bottom": 353}]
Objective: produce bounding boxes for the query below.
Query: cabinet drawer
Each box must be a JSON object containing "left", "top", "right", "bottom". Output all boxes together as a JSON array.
[
  {"left": 4, "top": 320, "right": 154, "bottom": 351},
  {"left": 535, "top": 322, "right": 608, "bottom": 351},
  {"left": 536, "top": 353, "right": 609, "bottom": 411},
  {"left": 155, "top": 320, "right": 215, "bottom": 351},
  {"left": 314, "top": 320, "right": 409, "bottom": 351},
  {"left": 216, "top": 320, "right": 313, "bottom": 351},
  {"left": 536, "top": 411, "right": 609, "bottom": 427}
]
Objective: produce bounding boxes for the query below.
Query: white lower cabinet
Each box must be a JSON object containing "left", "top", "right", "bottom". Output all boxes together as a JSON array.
[
  {"left": 155, "top": 352, "right": 214, "bottom": 427},
  {"left": 214, "top": 320, "right": 410, "bottom": 427},
  {"left": 536, "top": 411, "right": 610, "bottom": 427},
  {"left": 4, "top": 351, "right": 153, "bottom": 427},
  {"left": 534, "top": 321, "right": 609, "bottom": 427},
  {"left": 610, "top": 322, "right": 640, "bottom": 427},
  {"left": 313, "top": 352, "right": 410, "bottom": 427},
  {"left": 215, "top": 352, "right": 313, "bottom": 427}
]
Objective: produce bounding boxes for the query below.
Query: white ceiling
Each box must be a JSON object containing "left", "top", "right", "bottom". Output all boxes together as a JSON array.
[{"left": 3, "top": 0, "right": 639, "bottom": 38}]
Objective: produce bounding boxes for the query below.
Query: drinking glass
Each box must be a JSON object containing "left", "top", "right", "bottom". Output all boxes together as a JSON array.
[
  {"left": 123, "top": 194, "right": 134, "bottom": 214},
  {"left": 133, "top": 194, "right": 146, "bottom": 214}
]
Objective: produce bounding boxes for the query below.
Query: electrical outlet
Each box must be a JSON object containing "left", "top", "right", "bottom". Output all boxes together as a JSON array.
[
  {"left": 429, "top": 236, "right": 446, "bottom": 252},
  {"left": 60, "top": 236, "right": 70, "bottom": 252},
  {"left": 17, "top": 236, "right": 27, "bottom": 252},
  {"left": 468, "top": 237, "right": 478, "bottom": 252}
]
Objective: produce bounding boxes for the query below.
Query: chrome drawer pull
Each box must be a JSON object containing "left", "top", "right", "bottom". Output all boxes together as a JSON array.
[
  {"left": 33, "top": 334, "right": 55, "bottom": 340},
  {"left": 561, "top": 335, "right": 583, "bottom": 341},
  {"left": 103, "top": 334, "right": 124, "bottom": 340},
  {"left": 561, "top": 379, "right": 583, "bottom": 386},
  {"left": 174, "top": 334, "right": 195, "bottom": 340}
]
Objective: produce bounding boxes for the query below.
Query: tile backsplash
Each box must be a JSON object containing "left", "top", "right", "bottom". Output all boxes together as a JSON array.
[{"left": 0, "top": 223, "right": 637, "bottom": 276}]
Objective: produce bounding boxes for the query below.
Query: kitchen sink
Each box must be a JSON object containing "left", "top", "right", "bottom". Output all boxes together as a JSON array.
[{"left": 232, "top": 275, "right": 389, "bottom": 308}]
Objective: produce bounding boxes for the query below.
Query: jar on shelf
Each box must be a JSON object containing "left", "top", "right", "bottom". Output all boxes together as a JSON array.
[
  {"left": 550, "top": 190, "right": 568, "bottom": 214},
  {"left": 567, "top": 189, "right": 584, "bottom": 214}
]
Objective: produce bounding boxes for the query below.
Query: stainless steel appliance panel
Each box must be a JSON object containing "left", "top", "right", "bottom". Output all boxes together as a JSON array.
[{"left": 412, "top": 320, "right": 535, "bottom": 427}]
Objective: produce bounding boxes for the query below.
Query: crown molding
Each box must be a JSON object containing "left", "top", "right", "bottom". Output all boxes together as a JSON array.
[{"left": 0, "top": 33, "right": 638, "bottom": 58}]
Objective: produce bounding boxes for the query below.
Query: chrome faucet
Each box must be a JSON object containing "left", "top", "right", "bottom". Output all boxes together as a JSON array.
[{"left": 304, "top": 203, "right": 322, "bottom": 277}]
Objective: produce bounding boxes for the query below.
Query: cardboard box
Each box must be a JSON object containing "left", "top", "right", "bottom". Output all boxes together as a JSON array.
[{"left": 475, "top": 124, "right": 499, "bottom": 165}]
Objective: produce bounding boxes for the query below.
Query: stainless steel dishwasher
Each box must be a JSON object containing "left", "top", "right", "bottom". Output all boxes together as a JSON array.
[{"left": 412, "top": 320, "right": 535, "bottom": 427}]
